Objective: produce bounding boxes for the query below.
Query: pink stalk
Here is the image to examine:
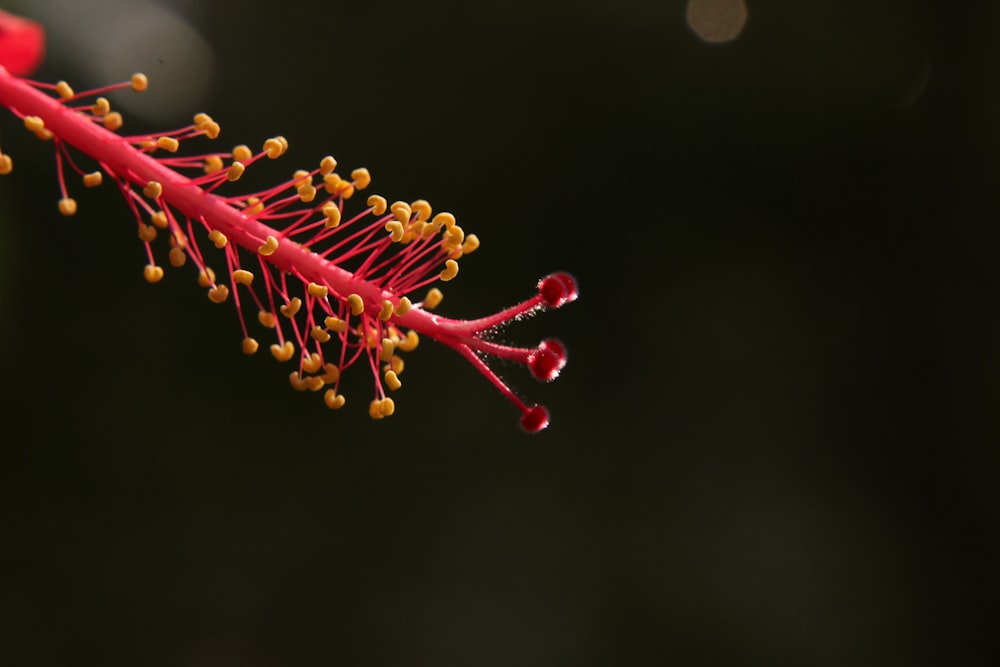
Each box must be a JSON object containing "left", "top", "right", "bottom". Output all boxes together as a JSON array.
[{"left": 0, "top": 59, "right": 577, "bottom": 431}]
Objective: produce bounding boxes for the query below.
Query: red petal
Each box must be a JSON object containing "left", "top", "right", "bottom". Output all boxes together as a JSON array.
[{"left": 0, "top": 10, "right": 44, "bottom": 77}]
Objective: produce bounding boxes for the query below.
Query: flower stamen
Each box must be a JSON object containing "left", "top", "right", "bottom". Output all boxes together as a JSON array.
[{"left": 0, "top": 67, "right": 577, "bottom": 430}]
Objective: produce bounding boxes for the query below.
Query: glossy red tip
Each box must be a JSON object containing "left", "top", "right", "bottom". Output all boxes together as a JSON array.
[
  {"left": 520, "top": 405, "right": 550, "bottom": 433},
  {"left": 528, "top": 338, "right": 567, "bottom": 382},
  {"left": 0, "top": 10, "right": 45, "bottom": 77},
  {"left": 538, "top": 272, "right": 578, "bottom": 308}
]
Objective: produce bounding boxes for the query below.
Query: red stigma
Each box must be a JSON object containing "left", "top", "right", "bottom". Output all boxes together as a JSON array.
[
  {"left": 529, "top": 338, "right": 567, "bottom": 382},
  {"left": 520, "top": 405, "right": 550, "bottom": 433},
  {"left": 539, "top": 272, "right": 578, "bottom": 308}
]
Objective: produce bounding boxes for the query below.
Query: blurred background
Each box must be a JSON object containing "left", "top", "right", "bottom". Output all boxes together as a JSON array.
[{"left": 0, "top": 0, "right": 997, "bottom": 664}]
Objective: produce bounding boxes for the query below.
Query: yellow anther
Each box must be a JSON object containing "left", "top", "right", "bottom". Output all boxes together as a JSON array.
[
  {"left": 157, "top": 136, "right": 179, "bottom": 152},
  {"left": 138, "top": 224, "right": 157, "bottom": 243},
  {"left": 171, "top": 230, "right": 187, "bottom": 248},
  {"left": 368, "top": 399, "right": 384, "bottom": 420},
  {"left": 263, "top": 137, "right": 285, "bottom": 159},
  {"left": 462, "top": 234, "right": 480, "bottom": 254},
  {"left": 233, "top": 269, "right": 254, "bottom": 286},
  {"left": 143, "top": 264, "right": 164, "bottom": 283},
  {"left": 411, "top": 199, "right": 432, "bottom": 222},
  {"left": 385, "top": 220, "right": 404, "bottom": 242},
  {"left": 351, "top": 167, "right": 371, "bottom": 189},
  {"left": 91, "top": 97, "right": 110, "bottom": 116},
  {"left": 245, "top": 196, "right": 264, "bottom": 215},
  {"left": 226, "top": 161, "right": 245, "bottom": 182},
  {"left": 324, "top": 316, "right": 346, "bottom": 333},
  {"left": 321, "top": 363, "right": 340, "bottom": 383},
  {"left": 258, "top": 310, "right": 276, "bottom": 328},
  {"left": 271, "top": 340, "right": 295, "bottom": 362},
  {"left": 197, "top": 267, "right": 216, "bottom": 287},
  {"left": 131, "top": 73, "right": 148, "bottom": 92},
  {"left": 150, "top": 210, "right": 168, "bottom": 229},
  {"left": 58, "top": 198, "right": 77, "bottom": 216},
  {"left": 23, "top": 116, "right": 43, "bottom": 133},
  {"left": 381, "top": 397, "right": 395, "bottom": 416},
  {"left": 379, "top": 338, "right": 395, "bottom": 362},
  {"left": 378, "top": 300, "right": 394, "bottom": 322},
  {"left": 385, "top": 370, "right": 402, "bottom": 391},
  {"left": 324, "top": 389, "right": 346, "bottom": 410},
  {"left": 298, "top": 184, "right": 317, "bottom": 202},
  {"left": 204, "top": 155, "right": 224, "bottom": 174},
  {"left": 258, "top": 235, "right": 279, "bottom": 256},
  {"left": 288, "top": 371, "right": 309, "bottom": 391},
  {"left": 323, "top": 173, "right": 342, "bottom": 194},
  {"left": 433, "top": 212, "right": 456, "bottom": 230},
  {"left": 203, "top": 121, "right": 221, "bottom": 139},
  {"left": 320, "top": 155, "right": 337, "bottom": 175},
  {"left": 388, "top": 355, "right": 405, "bottom": 375},
  {"left": 280, "top": 297, "right": 302, "bottom": 318},
  {"left": 232, "top": 144, "right": 252, "bottom": 162},
  {"left": 360, "top": 325, "right": 379, "bottom": 349},
  {"left": 208, "top": 284, "right": 230, "bottom": 303},
  {"left": 401, "top": 221, "right": 425, "bottom": 244},
  {"left": 103, "top": 112, "right": 123, "bottom": 130},
  {"left": 82, "top": 171, "right": 103, "bottom": 188},
  {"left": 242, "top": 337, "right": 259, "bottom": 355},
  {"left": 143, "top": 181, "right": 162, "bottom": 199},
  {"left": 311, "top": 326, "right": 331, "bottom": 343},
  {"left": 168, "top": 246, "right": 186, "bottom": 267},
  {"left": 0, "top": 154, "right": 11, "bottom": 175},
  {"left": 302, "top": 352, "right": 323, "bottom": 374},
  {"left": 208, "top": 229, "right": 227, "bottom": 249},
  {"left": 440, "top": 259, "right": 459, "bottom": 281},
  {"left": 393, "top": 297, "right": 412, "bottom": 317},
  {"left": 367, "top": 194, "right": 387, "bottom": 216},
  {"left": 390, "top": 201, "right": 411, "bottom": 224},
  {"left": 322, "top": 203, "right": 341, "bottom": 228},
  {"left": 347, "top": 293, "right": 364, "bottom": 316},
  {"left": 276, "top": 136, "right": 288, "bottom": 151},
  {"left": 55, "top": 81, "right": 74, "bottom": 100},
  {"left": 307, "top": 282, "right": 328, "bottom": 299},
  {"left": 194, "top": 112, "right": 212, "bottom": 126},
  {"left": 445, "top": 225, "right": 465, "bottom": 247},
  {"left": 297, "top": 373, "right": 320, "bottom": 392},
  {"left": 423, "top": 287, "right": 443, "bottom": 310},
  {"left": 293, "top": 169, "right": 311, "bottom": 186},
  {"left": 397, "top": 330, "right": 420, "bottom": 352}
]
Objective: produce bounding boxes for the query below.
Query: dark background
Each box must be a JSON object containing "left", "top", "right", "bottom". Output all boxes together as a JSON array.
[{"left": 1, "top": 0, "right": 997, "bottom": 665}]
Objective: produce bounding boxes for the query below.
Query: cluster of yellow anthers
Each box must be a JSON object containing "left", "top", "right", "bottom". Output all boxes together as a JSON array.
[
  {"left": 0, "top": 67, "right": 573, "bottom": 431},
  {"left": 12, "top": 74, "right": 149, "bottom": 215}
]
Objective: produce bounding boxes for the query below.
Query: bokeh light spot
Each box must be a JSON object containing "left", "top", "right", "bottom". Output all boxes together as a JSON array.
[{"left": 686, "top": 0, "right": 749, "bottom": 44}]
